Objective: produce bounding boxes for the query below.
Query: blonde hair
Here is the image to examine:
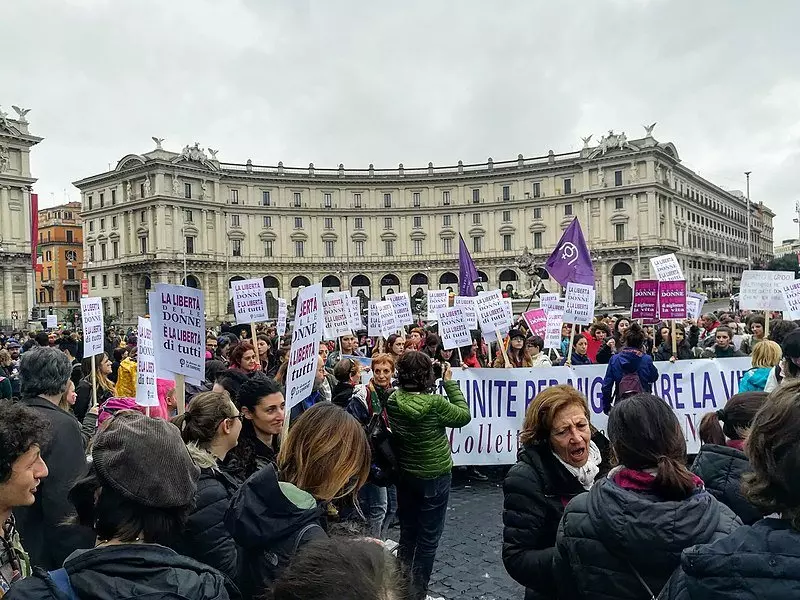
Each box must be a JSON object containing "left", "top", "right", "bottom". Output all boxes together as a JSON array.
[
  {"left": 278, "top": 403, "right": 370, "bottom": 501},
  {"left": 751, "top": 340, "right": 782, "bottom": 369},
  {"left": 520, "top": 385, "right": 590, "bottom": 446}
]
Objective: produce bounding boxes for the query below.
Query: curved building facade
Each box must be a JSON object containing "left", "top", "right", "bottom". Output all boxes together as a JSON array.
[{"left": 73, "top": 130, "right": 773, "bottom": 324}]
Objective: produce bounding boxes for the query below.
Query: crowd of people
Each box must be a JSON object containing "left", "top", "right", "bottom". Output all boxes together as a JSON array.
[{"left": 0, "top": 300, "right": 799, "bottom": 599}]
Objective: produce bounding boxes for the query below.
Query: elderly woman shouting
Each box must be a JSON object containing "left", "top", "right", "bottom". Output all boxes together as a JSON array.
[{"left": 502, "top": 385, "right": 610, "bottom": 600}]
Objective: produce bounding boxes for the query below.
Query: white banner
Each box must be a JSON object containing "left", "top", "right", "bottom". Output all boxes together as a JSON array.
[
  {"left": 231, "top": 278, "right": 268, "bottom": 324},
  {"left": 46, "top": 314, "right": 57, "bottom": 329},
  {"left": 686, "top": 292, "right": 705, "bottom": 321},
  {"left": 276, "top": 298, "right": 288, "bottom": 336},
  {"left": 285, "top": 284, "right": 324, "bottom": 411},
  {"left": 544, "top": 308, "right": 564, "bottom": 350},
  {"left": 136, "top": 317, "right": 159, "bottom": 407},
  {"left": 368, "top": 301, "right": 382, "bottom": 338},
  {"left": 563, "top": 283, "right": 595, "bottom": 325},
  {"left": 348, "top": 296, "right": 364, "bottom": 331},
  {"left": 539, "top": 293, "right": 562, "bottom": 312},
  {"left": 387, "top": 292, "right": 414, "bottom": 326},
  {"left": 322, "top": 291, "right": 352, "bottom": 340},
  {"left": 149, "top": 284, "right": 205, "bottom": 381},
  {"left": 427, "top": 289, "right": 449, "bottom": 321},
  {"left": 475, "top": 290, "right": 511, "bottom": 333},
  {"left": 443, "top": 357, "right": 753, "bottom": 465},
  {"left": 453, "top": 296, "right": 478, "bottom": 329},
  {"left": 783, "top": 280, "right": 800, "bottom": 320},
  {"left": 740, "top": 270, "right": 793, "bottom": 311},
  {"left": 650, "top": 253, "right": 684, "bottom": 281},
  {"left": 80, "top": 297, "right": 104, "bottom": 357},
  {"left": 376, "top": 300, "right": 399, "bottom": 337},
  {"left": 437, "top": 307, "right": 472, "bottom": 350}
]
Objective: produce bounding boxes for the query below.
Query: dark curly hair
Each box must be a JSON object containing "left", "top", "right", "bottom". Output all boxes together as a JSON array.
[
  {"left": 0, "top": 401, "right": 50, "bottom": 484},
  {"left": 396, "top": 351, "right": 434, "bottom": 392}
]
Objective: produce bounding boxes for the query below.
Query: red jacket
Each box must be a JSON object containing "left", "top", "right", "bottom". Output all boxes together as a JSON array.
[{"left": 583, "top": 330, "right": 603, "bottom": 363}]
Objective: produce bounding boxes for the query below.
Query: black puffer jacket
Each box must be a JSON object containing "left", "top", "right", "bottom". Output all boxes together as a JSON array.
[
  {"left": 653, "top": 341, "right": 694, "bottom": 362},
  {"left": 553, "top": 473, "right": 741, "bottom": 600},
  {"left": 691, "top": 443, "right": 762, "bottom": 525},
  {"left": 660, "top": 518, "right": 800, "bottom": 599},
  {"left": 502, "top": 432, "right": 611, "bottom": 600},
  {"left": 4, "top": 543, "right": 239, "bottom": 599}
]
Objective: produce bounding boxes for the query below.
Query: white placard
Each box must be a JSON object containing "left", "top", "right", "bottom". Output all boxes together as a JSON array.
[
  {"left": 539, "top": 293, "right": 562, "bottom": 312},
  {"left": 276, "top": 298, "right": 288, "bottom": 336},
  {"left": 322, "top": 291, "right": 352, "bottom": 340},
  {"left": 739, "top": 270, "right": 793, "bottom": 311},
  {"left": 135, "top": 317, "right": 159, "bottom": 407},
  {"left": 475, "top": 290, "right": 511, "bottom": 333},
  {"left": 427, "top": 289, "right": 449, "bottom": 321},
  {"left": 543, "top": 308, "right": 565, "bottom": 350},
  {"left": 687, "top": 291, "right": 706, "bottom": 321},
  {"left": 387, "top": 292, "right": 414, "bottom": 326},
  {"left": 348, "top": 297, "right": 364, "bottom": 331},
  {"left": 376, "top": 300, "right": 399, "bottom": 337},
  {"left": 650, "top": 253, "right": 685, "bottom": 281},
  {"left": 368, "top": 301, "right": 382, "bottom": 338},
  {"left": 285, "top": 284, "right": 324, "bottom": 411},
  {"left": 783, "top": 280, "right": 800, "bottom": 320},
  {"left": 149, "top": 284, "right": 205, "bottom": 381},
  {"left": 563, "top": 283, "right": 595, "bottom": 326},
  {"left": 80, "top": 297, "right": 104, "bottom": 357},
  {"left": 437, "top": 307, "right": 472, "bottom": 350},
  {"left": 231, "top": 278, "right": 268, "bottom": 324},
  {"left": 453, "top": 296, "right": 478, "bottom": 329},
  {"left": 46, "top": 315, "right": 57, "bottom": 329}
]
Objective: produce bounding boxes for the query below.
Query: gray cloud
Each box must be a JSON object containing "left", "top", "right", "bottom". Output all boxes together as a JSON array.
[{"left": 1, "top": 0, "right": 798, "bottom": 241}]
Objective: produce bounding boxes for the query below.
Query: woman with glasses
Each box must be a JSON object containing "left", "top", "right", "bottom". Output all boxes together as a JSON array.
[
  {"left": 171, "top": 390, "right": 243, "bottom": 580},
  {"left": 525, "top": 335, "right": 552, "bottom": 367}
]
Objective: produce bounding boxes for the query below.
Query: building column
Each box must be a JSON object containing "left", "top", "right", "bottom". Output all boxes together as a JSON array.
[
  {"left": 0, "top": 186, "right": 11, "bottom": 243},
  {"left": 3, "top": 267, "right": 13, "bottom": 319}
]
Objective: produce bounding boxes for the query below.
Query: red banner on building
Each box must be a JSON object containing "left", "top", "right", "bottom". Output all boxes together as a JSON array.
[
  {"left": 81, "top": 279, "right": 89, "bottom": 297},
  {"left": 30, "top": 192, "right": 41, "bottom": 272}
]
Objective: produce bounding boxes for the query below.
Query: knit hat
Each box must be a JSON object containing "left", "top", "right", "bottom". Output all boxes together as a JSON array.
[
  {"left": 508, "top": 329, "right": 526, "bottom": 341},
  {"left": 92, "top": 411, "right": 199, "bottom": 508}
]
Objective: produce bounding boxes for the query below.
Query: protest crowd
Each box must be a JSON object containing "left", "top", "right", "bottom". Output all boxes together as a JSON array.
[{"left": 1, "top": 220, "right": 800, "bottom": 599}]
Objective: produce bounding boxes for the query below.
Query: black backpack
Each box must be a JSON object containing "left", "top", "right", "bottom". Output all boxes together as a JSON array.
[{"left": 365, "top": 390, "right": 399, "bottom": 487}]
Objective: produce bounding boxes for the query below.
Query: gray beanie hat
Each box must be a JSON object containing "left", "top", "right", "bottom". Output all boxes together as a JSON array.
[{"left": 92, "top": 411, "right": 199, "bottom": 508}]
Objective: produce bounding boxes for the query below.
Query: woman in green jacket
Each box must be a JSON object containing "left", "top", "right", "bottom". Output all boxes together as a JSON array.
[{"left": 386, "top": 350, "right": 471, "bottom": 600}]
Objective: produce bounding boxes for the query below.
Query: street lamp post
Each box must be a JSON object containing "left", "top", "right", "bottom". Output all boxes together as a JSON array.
[{"left": 744, "top": 171, "right": 752, "bottom": 268}]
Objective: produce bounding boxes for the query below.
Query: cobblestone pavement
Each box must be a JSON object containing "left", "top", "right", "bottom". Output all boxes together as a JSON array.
[{"left": 426, "top": 473, "right": 523, "bottom": 600}]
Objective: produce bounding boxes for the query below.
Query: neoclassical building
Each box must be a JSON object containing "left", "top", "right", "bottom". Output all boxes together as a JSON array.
[
  {"left": 73, "top": 128, "right": 774, "bottom": 325},
  {"left": 0, "top": 106, "right": 40, "bottom": 328}
]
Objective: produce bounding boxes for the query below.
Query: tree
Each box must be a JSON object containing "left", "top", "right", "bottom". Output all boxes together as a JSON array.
[{"left": 766, "top": 254, "right": 798, "bottom": 272}]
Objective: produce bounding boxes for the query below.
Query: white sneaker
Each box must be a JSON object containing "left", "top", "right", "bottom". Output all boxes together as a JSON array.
[
  {"left": 383, "top": 539, "right": 399, "bottom": 553},
  {"left": 425, "top": 596, "right": 445, "bottom": 600}
]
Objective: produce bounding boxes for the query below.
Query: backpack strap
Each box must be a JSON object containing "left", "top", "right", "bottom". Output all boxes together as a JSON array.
[
  {"left": 48, "top": 568, "right": 79, "bottom": 599},
  {"left": 292, "top": 522, "right": 324, "bottom": 555}
]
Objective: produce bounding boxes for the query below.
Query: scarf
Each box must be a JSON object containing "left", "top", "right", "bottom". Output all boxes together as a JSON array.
[
  {"left": 609, "top": 465, "right": 704, "bottom": 492},
  {"left": 552, "top": 440, "right": 602, "bottom": 490}
]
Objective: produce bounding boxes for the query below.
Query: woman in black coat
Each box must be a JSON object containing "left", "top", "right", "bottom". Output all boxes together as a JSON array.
[
  {"left": 690, "top": 391, "right": 765, "bottom": 525},
  {"left": 502, "top": 385, "right": 610, "bottom": 600},
  {"left": 653, "top": 323, "right": 695, "bottom": 362},
  {"left": 661, "top": 379, "right": 800, "bottom": 599},
  {"left": 554, "top": 394, "right": 741, "bottom": 600}
]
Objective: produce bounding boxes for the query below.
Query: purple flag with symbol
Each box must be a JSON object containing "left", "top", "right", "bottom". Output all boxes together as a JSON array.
[
  {"left": 458, "top": 234, "right": 479, "bottom": 297},
  {"left": 544, "top": 218, "right": 595, "bottom": 287}
]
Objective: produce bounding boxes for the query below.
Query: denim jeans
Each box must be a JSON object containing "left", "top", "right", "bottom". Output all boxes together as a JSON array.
[
  {"left": 358, "top": 483, "right": 388, "bottom": 539},
  {"left": 396, "top": 473, "right": 452, "bottom": 600},
  {"left": 382, "top": 484, "right": 398, "bottom": 539}
]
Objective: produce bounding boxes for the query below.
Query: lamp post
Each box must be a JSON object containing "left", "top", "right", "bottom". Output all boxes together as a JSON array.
[{"left": 744, "top": 171, "right": 752, "bottom": 269}]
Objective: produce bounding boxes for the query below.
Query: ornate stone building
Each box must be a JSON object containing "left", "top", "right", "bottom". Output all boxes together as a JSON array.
[
  {"left": 0, "top": 105, "right": 40, "bottom": 328},
  {"left": 73, "top": 128, "right": 773, "bottom": 324},
  {"left": 35, "top": 202, "right": 83, "bottom": 324}
]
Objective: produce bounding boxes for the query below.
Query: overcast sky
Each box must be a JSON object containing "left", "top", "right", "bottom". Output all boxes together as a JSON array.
[{"left": 2, "top": 0, "right": 798, "bottom": 243}]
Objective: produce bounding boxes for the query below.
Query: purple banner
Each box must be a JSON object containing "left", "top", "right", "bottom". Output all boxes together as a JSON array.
[
  {"left": 631, "top": 280, "right": 659, "bottom": 322},
  {"left": 658, "top": 280, "right": 687, "bottom": 320},
  {"left": 523, "top": 308, "right": 547, "bottom": 338}
]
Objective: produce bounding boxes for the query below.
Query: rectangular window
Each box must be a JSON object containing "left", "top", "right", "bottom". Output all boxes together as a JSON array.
[
  {"left": 413, "top": 216, "right": 422, "bottom": 228},
  {"left": 354, "top": 217, "right": 363, "bottom": 229},
  {"left": 503, "top": 210, "right": 511, "bottom": 222},
  {"left": 111, "top": 189, "right": 116, "bottom": 205},
  {"left": 230, "top": 189, "right": 239, "bottom": 204},
  {"left": 294, "top": 217, "right": 303, "bottom": 229},
  {"left": 413, "top": 192, "right": 421, "bottom": 207},
  {"left": 384, "top": 193, "right": 392, "bottom": 208},
  {"left": 384, "top": 217, "right": 392, "bottom": 230},
  {"left": 533, "top": 182, "right": 541, "bottom": 198},
  {"left": 443, "top": 190, "right": 451, "bottom": 205},
  {"left": 140, "top": 184, "right": 145, "bottom": 198},
  {"left": 232, "top": 240, "right": 242, "bottom": 257},
  {"left": 262, "top": 190, "right": 271, "bottom": 206},
  {"left": 264, "top": 241, "right": 273, "bottom": 257},
  {"left": 533, "top": 232, "right": 542, "bottom": 249},
  {"left": 263, "top": 216, "right": 272, "bottom": 228},
  {"left": 563, "top": 178, "right": 572, "bottom": 194},
  {"left": 66, "top": 230, "right": 73, "bottom": 243},
  {"left": 385, "top": 240, "right": 394, "bottom": 256},
  {"left": 503, "top": 234, "right": 512, "bottom": 252},
  {"left": 615, "top": 224, "right": 625, "bottom": 242},
  {"left": 184, "top": 183, "right": 192, "bottom": 199},
  {"left": 293, "top": 192, "right": 302, "bottom": 207},
  {"left": 140, "top": 237, "right": 147, "bottom": 253},
  {"left": 100, "top": 244, "right": 107, "bottom": 260},
  {"left": 114, "top": 273, "right": 120, "bottom": 286},
  {"left": 112, "top": 241, "right": 119, "bottom": 259},
  {"left": 111, "top": 216, "right": 117, "bottom": 228},
  {"left": 324, "top": 193, "right": 332, "bottom": 208},
  {"left": 102, "top": 275, "right": 108, "bottom": 287},
  {"left": 502, "top": 185, "right": 510, "bottom": 201},
  {"left": 231, "top": 214, "right": 241, "bottom": 227},
  {"left": 99, "top": 193, "right": 105, "bottom": 207},
  {"left": 413, "top": 239, "right": 423, "bottom": 255},
  {"left": 87, "top": 195, "right": 93, "bottom": 210},
  {"left": 533, "top": 207, "right": 542, "bottom": 219},
  {"left": 614, "top": 170, "right": 623, "bottom": 186},
  {"left": 295, "top": 241, "right": 304, "bottom": 257},
  {"left": 186, "top": 237, "right": 195, "bottom": 254},
  {"left": 472, "top": 213, "right": 481, "bottom": 225},
  {"left": 443, "top": 215, "right": 452, "bottom": 227},
  {"left": 353, "top": 193, "right": 362, "bottom": 208},
  {"left": 91, "top": 276, "right": 96, "bottom": 288},
  {"left": 472, "top": 189, "right": 480, "bottom": 204},
  {"left": 324, "top": 217, "right": 333, "bottom": 229},
  {"left": 67, "top": 267, "right": 76, "bottom": 280},
  {"left": 615, "top": 197, "right": 624, "bottom": 210},
  {"left": 324, "top": 240, "right": 335, "bottom": 257},
  {"left": 472, "top": 236, "right": 482, "bottom": 253},
  {"left": 140, "top": 210, "right": 146, "bottom": 223},
  {"left": 89, "top": 220, "right": 95, "bottom": 232},
  {"left": 443, "top": 238, "right": 453, "bottom": 254},
  {"left": 355, "top": 241, "right": 364, "bottom": 257},
  {"left": 564, "top": 204, "right": 573, "bottom": 216},
  {"left": 100, "top": 218, "right": 105, "bottom": 230},
  {"left": 185, "top": 209, "right": 193, "bottom": 222}
]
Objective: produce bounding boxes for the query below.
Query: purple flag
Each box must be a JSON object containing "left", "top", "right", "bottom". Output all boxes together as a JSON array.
[
  {"left": 458, "top": 234, "right": 479, "bottom": 297},
  {"left": 544, "top": 218, "right": 595, "bottom": 287}
]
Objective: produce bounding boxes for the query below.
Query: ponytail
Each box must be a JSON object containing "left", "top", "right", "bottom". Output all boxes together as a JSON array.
[
  {"left": 699, "top": 411, "right": 726, "bottom": 446},
  {"left": 653, "top": 455, "right": 696, "bottom": 500}
]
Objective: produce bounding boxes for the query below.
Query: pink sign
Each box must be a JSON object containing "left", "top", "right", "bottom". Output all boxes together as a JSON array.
[
  {"left": 631, "top": 280, "right": 659, "bottom": 322},
  {"left": 523, "top": 308, "right": 547, "bottom": 338},
  {"left": 658, "top": 280, "right": 687, "bottom": 320}
]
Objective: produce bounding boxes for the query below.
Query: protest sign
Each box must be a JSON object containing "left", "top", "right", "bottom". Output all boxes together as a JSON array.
[
  {"left": 539, "top": 293, "right": 562, "bottom": 312},
  {"left": 658, "top": 280, "right": 687, "bottom": 320},
  {"left": 348, "top": 297, "right": 363, "bottom": 331},
  {"left": 135, "top": 317, "right": 158, "bottom": 407},
  {"left": 563, "top": 283, "right": 595, "bottom": 325},
  {"left": 522, "top": 308, "right": 547, "bottom": 338},
  {"left": 387, "top": 292, "right": 414, "bottom": 326},
  {"left": 322, "top": 291, "right": 351, "bottom": 339},
  {"left": 650, "top": 253, "right": 684, "bottom": 281},
  {"left": 285, "top": 284, "right": 324, "bottom": 418},
  {"left": 276, "top": 298, "right": 288, "bottom": 336},
  {"left": 427, "top": 289, "right": 449, "bottom": 321},
  {"left": 782, "top": 280, "right": 800, "bottom": 320},
  {"left": 631, "top": 280, "right": 659, "bottom": 322},
  {"left": 437, "top": 307, "right": 472, "bottom": 350},
  {"left": 376, "top": 300, "right": 399, "bottom": 337},
  {"left": 543, "top": 308, "right": 564, "bottom": 350},
  {"left": 475, "top": 290, "right": 511, "bottom": 332},
  {"left": 149, "top": 283, "right": 205, "bottom": 382},
  {"left": 687, "top": 291, "right": 705, "bottom": 321},
  {"left": 442, "top": 357, "right": 752, "bottom": 465},
  {"left": 453, "top": 296, "right": 478, "bottom": 329},
  {"left": 368, "top": 301, "right": 382, "bottom": 337},
  {"left": 80, "top": 297, "right": 104, "bottom": 357},
  {"left": 46, "top": 314, "right": 57, "bottom": 329},
  {"left": 739, "top": 270, "right": 793, "bottom": 311},
  {"left": 231, "top": 278, "right": 268, "bottom": 324}
]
